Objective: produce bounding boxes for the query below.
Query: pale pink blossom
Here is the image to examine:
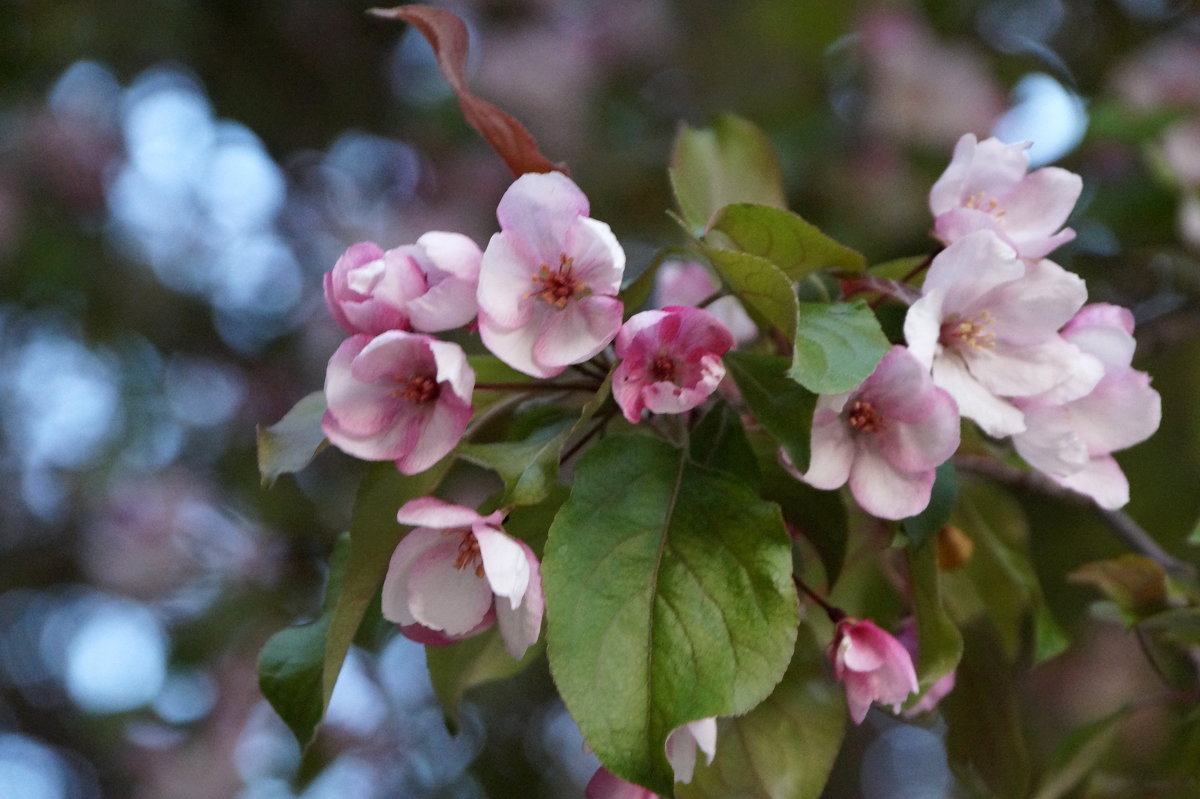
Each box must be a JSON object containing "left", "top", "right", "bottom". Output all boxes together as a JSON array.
[
  {"left": 1012, "top": 304, "right": 1161, "bottom": 509},
  {"left": 904, "top": 230, "right": 1102, "bottom": 438},
  {"left": 613, "top": 306, "right": 734, "bottom": 424},
  {"left": 584, "top": 717, "right": 716, "bottom": 798},
  {"left": 321, "top": 331, "right": 474, "bottom": 475},
  {"left": 382, "top": 497, "right": 543, "bottom": 658},
  {"left": 930, "top": 133, "right": 1083, "bottom": 259},
  {"left": 324, "top": 233, "right": 482, "bottom": 336},
  {"left": 476, "top": 172, "right": 625, "bottom": 378},
  {"left": 786, "top": 346, "right": 960, "bottom": 520},
  {"left": 654, "top": 261, "right": 757, "bottom": 344},
  {"left": 830, "top": 618, "right": 919, "bottom": 725}
]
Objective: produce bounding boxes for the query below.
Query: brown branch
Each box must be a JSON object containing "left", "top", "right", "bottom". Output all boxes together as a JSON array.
[{"left": 954, "top": 454, "right": 1197, "bottom": 580}]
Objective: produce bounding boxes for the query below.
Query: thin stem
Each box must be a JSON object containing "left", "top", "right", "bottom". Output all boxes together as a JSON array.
[
  {"left": 900, "top": 247, "right": 942, "bottom": 284},
  {"left": 794, "top": 575, "right": 846, "bottom": 624},
  {"left": 559, "top": 407, "right": 616, "bottom": 465},
  {"left": 954, "top": 454, "right": 1197, "bottom": 580},
  {"left": 841, "top": 275, "right": 921, "bottom": 306},
  {"left": 475, "top": 380, "right": 600, "bottom": 392}
]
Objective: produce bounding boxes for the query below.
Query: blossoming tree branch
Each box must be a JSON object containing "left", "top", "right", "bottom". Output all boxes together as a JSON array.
[{"left": 254, "top": 6, "right": 1192, "bottom": 797}]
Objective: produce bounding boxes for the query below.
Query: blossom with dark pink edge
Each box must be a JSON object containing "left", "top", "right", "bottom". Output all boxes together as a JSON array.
[
  {"left": 930, "top": 133, "right": 1082, "bottom": 259},
  {"left": 786, "top": 346, "right": 960, "bottom": 520},
  {"left": 381, "top": 497, "right": 544, "bottom": 659},
  {"left": 584, "top": 717, "right": 717, "bottom": 798},
  {"left": 324, "top": 232, "right": 482, "bottom": 336},
  {"left": 613, "top": 306, "right": 735, "bottom": 424},
  {"left": 476, "top": 172, "right": 625, "bottom": 378},
  {"left": 653, "top": 261, "right": 757, "bottom": 344},
  {"left": 321, "top": 331, "right": 474, "bottom": 475},
  {"left": 830, "top": 618, "right": 919, "bottom": 725},
  {"left": 1012, "top": 304, "right": 1161, "bottom": 509},
  {"left": 903, "top": 230, "right": 1102, "bottom": 438}
]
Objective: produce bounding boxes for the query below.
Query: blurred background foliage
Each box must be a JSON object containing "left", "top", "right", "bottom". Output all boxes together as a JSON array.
[{"left": 0, "top": 0, "right": 1198, "bottom": 797}]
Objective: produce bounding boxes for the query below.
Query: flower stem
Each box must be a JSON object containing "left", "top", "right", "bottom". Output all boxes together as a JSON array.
[
  {"left": 794, "top": 575, "right": 846, "bottom": 624},
  {"left": 475, "top": 380, "right": 600, "bottom": 392}
]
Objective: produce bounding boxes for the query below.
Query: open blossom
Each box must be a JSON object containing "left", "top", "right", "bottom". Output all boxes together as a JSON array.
[
  {"left": 613, "top": 306, "right": 735, "bottom": 424},
  {"left": 654, "top": 261, "right": 757, "bottom": 344},
  {"left": 830, "top": 618, "right": 919, "bottom": 725},
  {"left": 324, "top": 232, "right": 482, "bottom": 335},
  {"left": 382, "top": 497, "right": 543, "bottom": 659},
  {"left": 477, "top": 172, "right": 625, "bottom": 378},
  {"left": 786, "top": 346, "right": 960, "bottom": 520},
  {"left": 585, "top": 717, "right": 716, "bottom": 798},
  {"left": 321, "top": 331, "right": 474, "bottom": 475},
  {"left": 903, "top": 230, "right": 1102, "bottom": 438},
  {"left": 1012, "top": 304, "right": 1161, "bottom": 509},
  {"left": 930, "top": 133, "right": 1082, "bottom": 259}
]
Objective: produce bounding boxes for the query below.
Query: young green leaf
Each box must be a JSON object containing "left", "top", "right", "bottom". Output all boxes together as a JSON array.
[
  {"left": 543, "top": 435, "right": 798, "bottom": 795},
  {"left": 702, "top": 246, "right": 798, "bottom": 340},
  {"left": 707, "top": 203, "right": 866, "bottom": 279},
  {"left": 669, "top": 114, "right": 787, "bottom": 235},
  {"left": 257, "top": 391, "right": 328, "bottom": 487},
  {"left": 724, "top": 351, "right": 816, "bottom": 473},
  {"left": 677, "top": 622, "right": 846, "bottom": 799},
  {"left": 789, "top": 301, "right": 890, "bottom": 395}
]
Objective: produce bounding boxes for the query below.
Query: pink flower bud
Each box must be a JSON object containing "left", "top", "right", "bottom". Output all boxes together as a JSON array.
[{"left": 829, "top": 618, "right": 919, "bottom": 725}]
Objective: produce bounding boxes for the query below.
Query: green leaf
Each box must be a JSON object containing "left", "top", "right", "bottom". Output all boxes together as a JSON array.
[
  {"left": 907, "top": 538, "right": 963, "bottom": 692},
  {"left": 257, "top": 391, "right": 328, "bottom": 486},
  {"left": 789, "top": 301, "right": 890, "bottom": 395},
  {"left": 425, "top": 626, "right": 544, "bottom": 732},
  {"left": 707, "top": 203, "right": 865, "bottom": 279},
  {"left": 669, "top": 114, "right": 786, "bottom": 235},
  {"left": 902, "top": 462, "right": 958, "bottom": 549},
  {"left": 620, "top": 248, "right": 681, "bottom": 314},
  {"left": 1030, "top": 707, "right": 1128, "bottom": 799},
  {"left": 725, "top": 351, "right": 817, "bottom": 474},
  {"left": 544, "top": 435, "right": 798, "bottom": 795},
  {"left": 703, "top": 246, "right": 798, "bottom": 339},
  {"left": 677, "top": 622, "right": 846, "bottom": 799},
  {"left": 868, "top": 254, "right": 928, "bottom": 281},
  {"left": 1068, "top": 554, "right": 1170, "bottom": 623},
  {"left": 688, "top": 400, "right": 761, "bottom": 491},
  {"left": 258, "top": 533, "right": 351, "bottom": 746}
]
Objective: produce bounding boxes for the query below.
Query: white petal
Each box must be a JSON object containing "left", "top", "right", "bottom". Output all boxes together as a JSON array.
[
  {"left": 932, "top": 354, "right": 1026, "bottom": 437},
  {"left": 475, "top": 527, "right": 530, "bottom": 606},
  {"left": 494, "top": 539, "right": 544, "bottom": 659},
  {"left": 799, "top": 408, "right": 855, "bottom": 490},
  {"left": 847, "top": 448, "right": 935, "bottom": 520},
  {"left": 1053, "top": 456, "right": 1130, "bottom": 509},
  {"left": 406, "top": 541, "right": 494, "bottom": 635},
  {"left": 397, "top": 497, "right": 482, "bottom": 530},
  {"left": 381, "top": 528, "right": 449, "bottom": 625}
]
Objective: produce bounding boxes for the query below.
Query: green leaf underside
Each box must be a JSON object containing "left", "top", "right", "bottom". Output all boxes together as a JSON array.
[
  {"left": 724, "top": 351, "right": 816, "bottom": 474},
  {"left": 544, "top": 435, "right": 798, "bottom": 795},
  {"left": 669, "top": 114, "right": 787, "bottom": 235},
  {"left": 677, "top": 622, "right": 846, "bottom": 799},
  {"left": 789, "top": 301, "right": 890, "bottom": 395},
  {"left": 703, "top": 245, "right": 798, "bottom": 340},
  {"left": 257, "top": 391, "right": 328, "bottom": 486},
  {"left": 902, "top": 461, "right": 958, "bottom": 549},
  {"left": 908, "top": 539, "right": 963, "bottom": 692},
  {"left": 708, "top": 203, "right": 865, "bottom": 279}
]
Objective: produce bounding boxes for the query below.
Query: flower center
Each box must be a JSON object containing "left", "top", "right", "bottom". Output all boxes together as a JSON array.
[
  {"left": 940, "top": 311, "right": 996, "bottom": 351},
  {"left": 400, "top": 374, "right": 440, "bottom": 404},
  {"left": 963, "top": 192, "right": 1006, "bottom": 217},
  {"left": 650, "top": 354, "right": 677, "bottom": 383},
  {"left": 445, "top": 529, "right": 485, "bottom": 578},
  {"left": 847, "top": 400, "right": 886, "bottom": 435},
  {"left": 530, "top": 254, "right": 585, "bottom": 309}
]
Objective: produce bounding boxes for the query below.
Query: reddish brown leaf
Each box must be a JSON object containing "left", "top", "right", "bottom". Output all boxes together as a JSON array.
[{"left": 368, "top": 5, "right": 566, "bottom": 177}]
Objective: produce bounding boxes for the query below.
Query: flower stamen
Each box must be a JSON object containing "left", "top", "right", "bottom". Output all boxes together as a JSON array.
[
  {"left": 650, "top": 354, "right": 677, "bottom": 383},
  {"left": 397, "top": 374, "right": 440, "bottom": 403},
  {"left": 963, "top": 192, "right": 1006, "bottom": 217},
  {"left": 444, "top": 529, "right": 485, "bottom": 578},
  {"left": 848, "top": 400, "right": 887, "bottom": 434},
  {"left": 528, "top": 254, "right": 585, "bottom": 309},
  {"left": 940, "top": 310, "right": 996, "bottom": 351}
]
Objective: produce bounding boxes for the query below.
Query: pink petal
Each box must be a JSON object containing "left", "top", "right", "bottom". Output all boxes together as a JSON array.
[
  {"left": 477, "top": 231, "right": 539, "bottom": 329},
  {"left": 1064, "top": 370, "right": 1161, "bottom": 455},
  {"left": 998, "top": 167, "right": 1083, "bottom": 244},
  {"left": 416, "top": 231, "right": 482, "bottom": 282},
  {"left": 479, "top": 307, "right": 564, "bottom": 379},
  {"left": 496, "top": 171, "right": 590, "bottom": 265},
  {"left": 655, "top": 261, "right": 718, "bottom": 307},
  {"left": 924, "top": 231, "right": 1023, "bottom": 312},
  {"left": 406, "top": 540, "right": 495, "bottom": 635},
  {"left": 474, "top": 526, "right": 530, "bottom": 606},
  {"left": 565, "top": 217, "right": 625, "bottom": 295},
  {"left": 980, "top": 259, "right": 1089, "bottom": 346},
  {"left": 1053, "top": 455, "right": 1130, "bottom": 509},
  {"left": 902, "top": 290, "right": 945, "bottom": 369},
  {"left": 799, "top": 406, "right": 856, "bottom": 490},
  {"left": 394, "top": 395, "right": 472, "bottom": 475},
  {"left": 928, "top": 134, "right": 1029, "bottom": 215},
  {"left": 586, "top": 768, "right": 658, "bottom": 799},
  {"left": 381, "top": 527, "right": 448, "bottom": 626},
  {"left": 397, "top": 497, "right": 483, "bottom": 530},
  {"left": 407, "top": 277, "right": 479, "bottom": 332},
  {"left": 494, "top": 538, "right": 544, "bottom": 659},
  {"left": 848, "top": 448, "right": 936, "bottom": 520},
  {"left": 430, "top": 338, "right": 475, "bottom": 402},
  {"left": 1013, "top": 405, "right": 1090, "bottom": 476},
  {"left": 322, "top": 335, "right": 398, "bottom": 437},
  {"left": 615, "top": 310, "right": 669, "bottom": 356},
  {"left": 532, "top": 295, "right": 624, "bottom": 371},
  {"left": 966, "top": 336, "right": 1098, "bottom": 400},
  {"left": 931, "top": 354, "right": 1025, "bottom": 437}
]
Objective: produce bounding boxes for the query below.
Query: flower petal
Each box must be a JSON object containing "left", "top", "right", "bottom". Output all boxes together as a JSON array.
[
  {"left": 1053, "top": 455, "right": 1130, "bottom": 509},
  {"left": 932, "top": 353, "right": 1026, "bottom": 437},
  {"left": 532, "top": 295, "right": 624, "bottom": 371},
  {"left": 797, "top": 406, "right": 855, "bottom": 490},
  {"left": 406, "top": 541, "right": 495, "bottom": 635},
  {"left": 494, "top": 538, "right": 544, "bottom": 659},
  {"left": 479, "top": 307, "right": 563, "bottom": 379},
  {"left": 848, "top": 447, "right": 936, "bottom": 520},
  {"left": 397, "top": 497, "right": 483, "bottom": 530},
  {"left": 496, "top": 171, "right": 590, "bottom": 266},
  {"left": 381, "top": 527, "right": 447, "bottom": 626}
]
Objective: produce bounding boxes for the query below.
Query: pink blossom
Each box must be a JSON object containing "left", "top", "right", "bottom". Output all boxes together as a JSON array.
[
  {"left": 584, "top": 717, "right": 716, "bottom": 798},
  {"left": 381, "top": 497, "right": 544, "bottom": 658},
  {"left": 324, "top": 233, "right": 482, "bottom": 336},
  {"left": 903, "top": 230, "right": 1102, "bottom": 438},
  {"left": 830, "top": 618, "right": 919, "bottom": 725},
  {"left": 654, "top": 261, "right": 757, "bottom": 344},
  {"left": 321, "top": 331, "right": 474, "bottom": 475},
  {"left": 613, "top": 306, "right": 734, "bottom": 424},
  {"left": 1012, "top": 304, "right": 1161, "bottom": 509},
  {"left": 786, "top": 346, "right": 960, "bottom": 520},
  {"left": 929, "top": 133, "right": 1083, "bottom": 259},
  {"left": 476, "top": 172, "right": 625, "bottom": 378},
  {"left": 586, "top": 768, "right": 657, "bottom": 799}
]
